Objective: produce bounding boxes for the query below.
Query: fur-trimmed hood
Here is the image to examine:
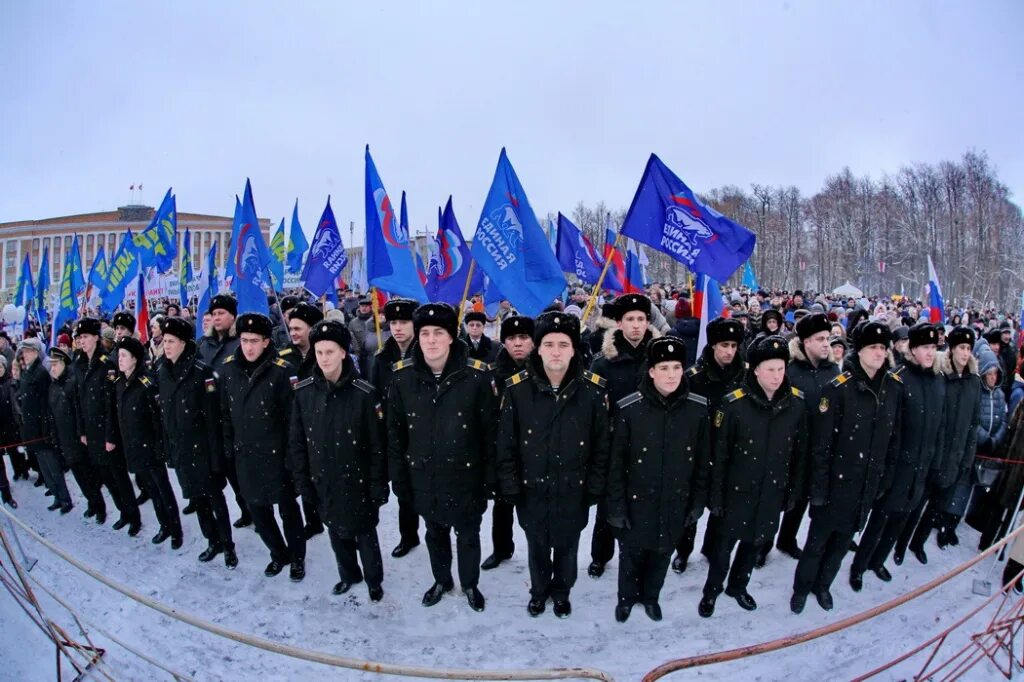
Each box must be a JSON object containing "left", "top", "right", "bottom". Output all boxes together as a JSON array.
[
  {"left": 600, "top": 325, "right": 662, "bottom": 361},
  {"left": 901, "top": 349, "right": 939, "bottom": 374},
  {"left": 935, "top": 350, "right": 979, "bottom": 377},
  {"left": 788, "top": 336, "right": 838, "bottom": 366}
]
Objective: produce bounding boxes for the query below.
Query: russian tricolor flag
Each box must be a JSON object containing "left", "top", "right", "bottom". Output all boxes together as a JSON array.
[
  {"left": 604, "top": 224, "right": 629, "bottom": 292},
  {"left": 926, "top": 255, "right": 944, "bottom": 324},
  {"left": 694, "top": 273, "right": 729, "bottom": 355}
]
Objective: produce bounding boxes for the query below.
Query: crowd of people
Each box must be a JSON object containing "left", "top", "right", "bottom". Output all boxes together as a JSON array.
[{"left": 2, "top": 281, "right": 1024, "bottom": 623}]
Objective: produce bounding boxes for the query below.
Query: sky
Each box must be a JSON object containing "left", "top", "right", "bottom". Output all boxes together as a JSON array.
[{"left": 1, "top": 1, "right": 1021, "bottom": 246}]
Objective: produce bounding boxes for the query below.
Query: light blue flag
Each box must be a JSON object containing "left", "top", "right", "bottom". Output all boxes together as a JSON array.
[
  {"left": 195, "top": 243, "right": 218, "bottom": 340},
  {"left": 100, "top": 231, "right": 140, "bottom": 314},
  {"left": 134, "top": 188, "right": 177, "bottom": 273},
  {"left": 36, "top": 245, "right": 50, "bottom": 324},
  {"left": 287, "top": 200, "right": 308, "bottom": 274},
  {"left": 179, "top": 229, "right": 194, "bottom": 305}
]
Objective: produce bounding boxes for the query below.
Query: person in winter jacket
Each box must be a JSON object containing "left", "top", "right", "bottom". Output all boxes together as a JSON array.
[
  {"left": 698, "top": 335, "right": 808, "bottom": 618},
  {"left": 291, "top": 321, "right": 388, "bottom": 602},
  {"left": 0, "top": 356, "right": 22, "bottom": 506},
  {"left": 607, "top": 337, "right": 710, "bottom": 622},
  {"left": 462, "top": 311, "right": 499, "bottom": 364},
  {"left": 1009, "top": 355, "right": 1024, "bottom": 418},
  {"left": 851, "top": 323, "right": 945, "bottom": 589},
  {"left": 496, "top": 312, "right": 609, "bottom": 619},
  {"left": 587, "top": 302, "right": 620, "bottom": 359},
  {"left": 973, "top": 339, "right": 1011, "bottom": 549},
  {"left": 894, "top": 327, "right": 980, "bottom": 564},
  {"left": 347, "top": 297, "right": 375, "bottom": 379}
]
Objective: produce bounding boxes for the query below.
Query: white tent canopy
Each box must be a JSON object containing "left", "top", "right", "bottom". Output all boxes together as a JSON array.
[{"left": 832, "top": 281, "right": 864, "bottom": 298}]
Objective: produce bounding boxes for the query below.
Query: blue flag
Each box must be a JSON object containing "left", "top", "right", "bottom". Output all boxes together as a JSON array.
[
  {"left": 134, "top": 188, "right": 177, "bottom": 273},
  {"left": 100, "top": 231, "right": 140, "bottom": 314},
  {"left": 426, "top": 196, "right": 483, "bottom": 304},
  {"left": 625, "top": 242, "right": 646, "bottom": 291},
  {"left": 52, "top": 247, "right": 80, "bottom": 344},
  {"left": 620, "top": 154, "right": 756, "bottom": 282},
  {"left": 742, "top": 260, "right": 759, "bottom": 289},
  {"left": 224, "top": 196, "right": 242, "bottom": 283},
  {"left": 36, "top": 245, "right": 50, "bottom": 324},
  {"left": 469, "top": 149, "right": 566, "bottom": 317},
  {"left": 300, "top": 197, "right": 347, "bottom": 303},
  {"left": 556, "top": 213, "right": 622, "bottom": 289},
  {"left": 196, "top": 244, "right": 218, "bottom": 340},
  {"left": 87, "top": 246, "right": 108, "bottom": 298},
  {"left": 179, "top": 229, "right": 194, "bottom": 305},
  {"left": 68, "top": 235, "right": 86, "bottom": 297},
  {"left": 287, "top": 200, "right": 308, "bottom": 274},
  {"left": 364, "top": 147, "right": 428, "bottom": 302},
  {"left": 15, "top": 252, "right": 34, "bottom": 308},
  {"left": 228, "top": 179, "right": 272, "bottom": 315},
  {"left": 269, "top": 219, "right": 286, "bottom": 291}
]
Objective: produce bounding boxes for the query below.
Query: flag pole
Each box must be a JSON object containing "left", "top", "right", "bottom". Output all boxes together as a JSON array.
[
  {"left": 456, "top": 260, "right": 477, "bottom": 327},
  {"left": 581, "top": 235, "right": 622, "bottom": 325},
  {"left": 370, "top": 286, "right": 382, "bottom": 349}
]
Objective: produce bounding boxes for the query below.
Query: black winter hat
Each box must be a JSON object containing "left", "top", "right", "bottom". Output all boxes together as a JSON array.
[
  {"left": 706, "top": 317, "right": 744, "bottom": 346},
  {"left": 908, "top": 322, "right": 939, "bottom": 349},
  {"left": 288, "top": 302, "right": 324, "bottom": 328},
  {"left": 795, "top": 312, "right": 831, "bottom": 341},
  {"left": 647, "top": 337, "right": 687, "bottom": 366},
  {"left": 760, "top": 309, "right": 784, "bottom": 329},
  {"left": 464, "top": 311, "right": 487, "bottom": 325},
  {"left": 533, "top": 311, "right": 581, "bottom": 347},
  {"left": 48, "top": 347, "right": 73, "bottom": 365},
  {"left": 600, "top": 301, "right": 619, "bottom": 321},
  {"left": 892, "top": 326, "right": 910, "bottom": 341},
  {"left": 852, "top": 321, "right": 892, "bottom": 352},
  {"left": 829, "top": 335, "right": 847, "bottom": 349},
  {"left": 946, "top": 326, "right": 976, "bottom": 350},
  {"left": 74, "top": 317, "right": 102, "bottom": 338},
  {"left": 236, "top": 313, "right": 273, "bottom": 338},
  {"left": 115, "top": 336, "right": 147, "bottom": 366},
  {"left": 309, "top": 320, "right": 352, "bottom": 351},
  {"left": 500, "top": 315, "right": 534, "bottom": 342},
  {"left": 112, "top": 311, "right": 136, "bottom": 333},
  {"left": 383, "top": 298, "right": 418, "bottom": 322},
  {"left": 748, "top": 334, "right": 790, "bottom": 368},
  {"left": 982, "top": 329, "right": 1003, "bottom": 345},
  {"left": 160, "top": 317, "right": 194, "bottom": 342},
  {"left": 413, "top": 303, "right": 459, "bottom": 339},
  {"left": 208, "top": 294, "right": 238, "bottom": 317},
  {"left": 614, "top": 294, "right": 651, "bottom": 319},
  {"left": 279, "top": 295, "right": 300, "bottom": 314}
]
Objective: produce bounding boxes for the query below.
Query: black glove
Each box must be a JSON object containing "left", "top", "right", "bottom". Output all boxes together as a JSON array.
[{"left": 607, "top": 515, "right": 630, "bottom": 530}]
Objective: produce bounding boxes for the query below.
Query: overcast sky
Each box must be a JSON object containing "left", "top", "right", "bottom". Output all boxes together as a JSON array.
[{"left": 2, "top": 1, "right": 1021, "bottom": 245}]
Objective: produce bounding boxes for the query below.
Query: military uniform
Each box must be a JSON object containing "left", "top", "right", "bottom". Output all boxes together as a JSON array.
[{"left": 18, "top": 346, "right": 71, "bottom": 512}]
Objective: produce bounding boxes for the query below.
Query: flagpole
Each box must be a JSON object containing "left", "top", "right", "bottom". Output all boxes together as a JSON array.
[
  {"left": 456, "top": 261, "right": 477, "bottom": 327},
  {"left": 581, "top": 235, "right": 622, "bottom": 325},
  {"left": 370, "top": 286, "right": 383, "bottom": 349}
]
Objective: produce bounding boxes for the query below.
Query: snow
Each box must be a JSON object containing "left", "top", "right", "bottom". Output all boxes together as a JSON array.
[{"left": 0, "top": 471, "right": 1011, "bottom": 681}]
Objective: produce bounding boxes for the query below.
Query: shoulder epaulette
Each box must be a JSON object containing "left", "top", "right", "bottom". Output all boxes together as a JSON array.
[
  {"left": 687, "top": 392, "right": 708, "bottom": 406},
  {"left": 467, "top": 358, "right": 490, "bottom": 371},
  {"left": 505, "top": 370, "right": 529, "bottom": 388},
  {"left": 617, "top": 391, "right": 643, "bottom": 409},
  {"left": 889, "top": 368, "right": 903, "bottom": 383},
  {"left": 686, "top": 366, "right": 702, "bottom": 377},
  {"left": 726, "top": 388, "right": 746, "bottom": 403},
  {"left": 195, "top": 360, "right": 211, "bottom": 372},
  {"left": 392, "top": 358, "right": 413, "bottom": 372},
  {"left": 272, "top": 358, "right": 289, "bottom": 369},
  {"left": 99, "top": 355, "right": 108, "bottom": 363},
  {"left": 353, "top": 378, "right": 375, "bottom": 394},
  {"left": 278, "top": 348, "right": 294, "bottom": 357},
  {"left": 791, "top": 386, "right": 805, "bottom": 399},
  {"left": 293, "top": 377, "right": 314, "bottom": 391},
  {"left": 830, "top": 371, "right": 852, "bottom": 388},
  {"left": 140, "top": 375, "right": 152, "bottom": 388},
  {"left": 222, "top": 355, "right": 234, "bottom": 364},
  {"left": 583, "top": 370, "right": 607, "bottom": 388}
]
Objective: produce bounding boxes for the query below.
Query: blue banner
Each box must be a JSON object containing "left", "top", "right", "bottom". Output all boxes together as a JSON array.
[
  {"left": 426, "top": 196, "right": 482, "bottom": 304},
  {"left": 195, "top": 243, "right": 218, "bottom": 339},
  {"left": 229, "top": 179, "right": 272, "bottom": 315},
  {"left": 300, "top": 197, "right": 347, "bottom": 303},
  {"left": 179, "top": 229, "right": 193, "bottom": 305},
  {"left": 134, "top": 188, "right": 177, "bottom": 273},
  {"left": 556, "top": 213, "right": 605, "bottom": 287},
  {"left": 100, "top": 231, "right": 140, "bottom": 314},
  {"left": 287, "top": 199, "right": 308, "bottom": 274}
]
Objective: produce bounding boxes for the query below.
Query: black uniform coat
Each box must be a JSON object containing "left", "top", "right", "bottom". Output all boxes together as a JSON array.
[
  {"left": 290, "top": 357, "right": 388, "bottom": 536},
  {"left": 156, "top": 345, "right": 224, "bottom": 499},
  {"left": 47, "top": 369, "right": 88, "bottom": 466},
  {"left": 219, "top": 347, "right": 296, "bottom": 506},
  {"left": 111, "top": 371, "right": 164, "bottom": 474},
  {"left": 930, "top": 351, "right": 981, "bottom": 489},
  {"left": 710, "top": 374, "right": 808, "bottom": 543},
  {"left": 786, "top": 337, "right": 840, "bottom": 501},
  {"left": 882, "top": 352, "right": 946, "bottom": 513},
  {"left": 278, "top": 345, "right": 315, "bottom": 380},
  {"left": 387, "top": 341, "right": 498, "bottom": 527},
  {"left": 17, "top": 357, "right": 50, "bottom": 443},
  {"left": 492, "top": 346, "right": 528, "bottom": 398},
  {"left": 607, "top": 374, "right": 711, "bottom": 551},
  {"left": 369, "top": 336, "right": 415, "bottom": 395},
  {"left": 685, "top": 344, "right": 746, "bottom": 414},
  {"left": 495, "top": 353, "right": 610, "bottom": 546},
  {"left": 464, "top": 333, "right": 499, "bottom": 365},
  {"left": 0, "top": 373, "right": 20, "bottom": 446},
  {"left": 73, "top": 350, "right": 120, "bottom": 466},
  {"left": 196, "top": 331, "right": 240, "bottom": 369},
  {"left": 809, "top": 355, "right": 904, "bottom": 531},
  {"left": 591, "top": 327, "right": 661, "bottom": 406}
]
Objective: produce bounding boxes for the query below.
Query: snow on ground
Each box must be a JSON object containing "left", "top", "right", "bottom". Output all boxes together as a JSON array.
[{"left": 0, "top": 470, "right": 1011, "bottom": 681}]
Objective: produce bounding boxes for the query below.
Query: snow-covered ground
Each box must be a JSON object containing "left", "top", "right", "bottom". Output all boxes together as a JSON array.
[{"left": 0, "top": 471, "right": 1011, "bottom": 681}]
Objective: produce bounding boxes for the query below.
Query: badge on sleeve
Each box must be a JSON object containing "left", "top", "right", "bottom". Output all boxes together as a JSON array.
[
  {"left": 819, "top": 397, "right": 829, "bottom": 413},
  {"left": 715, "top": 410, "right": 724, "bottom": 428}
]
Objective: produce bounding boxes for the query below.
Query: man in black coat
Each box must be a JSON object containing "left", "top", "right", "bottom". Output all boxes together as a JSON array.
[
  {"left": 763, "top": 313, "right": 840, "bottom": 565},
  {"left": 291, "top": 321, "right": 388, "bottom": 602},
  {"left": 895, "top": 327, "right": 980, "bottom": 564},
  {"left": 588, "top": 293, "right": 658, "bottom": 578},
  {"left": 699, "top": 335, "right": 808, "bottom": 618},
  {"left": 791, "top": 321, "right": 903, "bottom": 613},
  {"left": 496, "top": 312, "right": 609, "bottom": 618},
  {"left": 369, "top": 298, "right": 421, "bottom": 559},
  {"left": 388, "top": 303, "right": 498, "bottom": 612},
  {"left": 73, "top": 317, "right": 141, "bottom": 533},
  {"left": 673, "top": 317, "right": 746, "bottom": 573},
  {"left": 111, "top": 337, "right": 183, "bottom": 548},
  {"left": 482, "top": 314, "right": 535, "bottom": 572},
  {"left": 220, "top": 313, "right": 305, "bottom": 581},
  {"left": 48, "top": 348, "right": 105, "bottom": 521},
  {"left": 851, "top": 322, "right": 945, "bottom": 589},
  {"left": 462, "top": 311, "right": 498, "bottom": 364},
  {"left": 17, "top": 338, "right": 72, "bottom": 513},
  {"left": 157, "top": 317, "right": 237, "bottom": 568},
  {"left": 607, "top": 337, "right": 710, "bottom": 622}
]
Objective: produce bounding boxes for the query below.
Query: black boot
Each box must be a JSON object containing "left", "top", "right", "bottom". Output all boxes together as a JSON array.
[
  {"left": 790, "top": 591, "right": 808, "bottom": 614},
  {"left": 615, "top": 600, "right": 633, "bottom": 622},
  {"left": 527, "top": 597, "right": 546, "bottom": 617},
  {"left": 587, "top": 561, "right": 605, "bottom": 578},
  {"left": 643, "top": 603, "right": 663, "bottom": 621},
  {"left": 481, "top": 553, "right": 510, "bottom": 570},
  {"left": 421, "top": 582, "right": 452, "bottom": 607},
  {"left": 152, "top": 527, "right": 171, "bottom": 545},
  {"left": 726, "top": 588, "right": 757, "bottom": 611},
  {"left": 391, "top": 538, "right": 420, "bottom": 558},
  {"left": 289, "top": 558, "right": 306, "bottom": 582},
  {"left": 1, "top": 487, "right": 16, "bottom": 509},
  {"left": 464, "top": 586, "right": 486, "bottom": 612},
  {"left": 671, "top": 555, "right": 687, "bottom": 574},
  {"left": 698, "top": 595, "right": 716, "bottom": 618},
  {"left": 264, "top": 559, "right": 286, "bottom": 577},
  {"left": 198, "top": 543, "right": 223, "bottom": 563},
  {"left": 233, "top": 511, "right": 252, "bottom": 529},
  {"left": 223, "top": 546, "right": 238, "bottom": 569},
  {"left": 181, "top": 501, "right": 197, "bottom": 515},
  {"left": 552, "top": 599, "right": 571, "bottom": 618}
]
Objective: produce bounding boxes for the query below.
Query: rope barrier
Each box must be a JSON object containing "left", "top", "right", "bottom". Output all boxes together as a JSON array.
[
  {"left": 641, "top": 521, "right": 1024, "bottom": 680},
  {"left": 974, "top": 453, "right": 1024, "bottom": 466},
  {"left": 0, "top": 505, "right": 614, "bottom": 681},
  {"left": 0, "top": 435, "right": 52, "bottom": 450}
]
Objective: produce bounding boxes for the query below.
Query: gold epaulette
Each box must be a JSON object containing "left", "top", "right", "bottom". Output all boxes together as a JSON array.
[
  {"left": 583, "top": 370, "right": 607, "bottom": 388},
  {"left": 791, "top": 386, "right": 805, "bottom": 399},
  {"left": 278, "top": 347, "right": 294, "bottom": 357},
  {"left": 505, "top": 370, "right": 529, "bottom": 388},
  {"left": 140, "top": 375, "right": 152, "bottom": 388},
  {"left": 222, "top": 355, "right": 234, "bottom": 364},
  {"left": 830, "top": 371, "right": 852, "bottom": 388},
  {"left": 686, "top": 366, "right": 701, "bottom": 377},
  {"left": 272, "top": 358, "right": 289, "bottom": 369},
  {"left": 392, "top": 358, "right": 413, "bottom": 372},
  {"left": 726, "top": 388, "right": 745, "bottom": 403},
  {"left": 467, "top": 358, "right": 491, "bottom": 371}
]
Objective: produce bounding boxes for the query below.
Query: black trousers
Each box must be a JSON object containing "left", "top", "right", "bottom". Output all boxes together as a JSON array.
[
  {"left": 591, "top": 501, "right": 615, "bottom": 564},
  {"left": 398, "top": 499, "right": 420, "bottom": 544},
  {"left": 424, "top": 516, "right": 481, "bottom": 590},
  {"left": 525, "top": 533, "right": 579, "bottom": 601},
  {"left": 702, "top": 532, "right": 762, "bottom": 598},
  {"left": 0, "top": 448, "right": 12, "bottom": 492},
  {"left": 675, "top": 522, "right": 697, "bottom": 561},
  {"left": 490, "top": 500, "right": 515, "bottom": 558},
  {"left": 98, "top": 459, "right": 140, "bottom": 524},
  {"left": 898, "top": 484, "right": 952, "bottom": 556},
  {"left": 851, "top": 506, "right": 910, "bottom": 574},
  {"left": 250, "top": 497, "right": 305, "bottom": 563},
  {"left": 193, "top": 492, "right": 234, "bottom": 548},
  {"left": 328, "top": 526, "right": 384, "bottom": 589},
  {"left": 34, "top": 446, "right": 71, "bottom": 507},
  {"left": 793, "top": 515, "right": 856, "bottom": 595},
  {"left": 776, "top": 499, "right": 808, "bottom": 549},
  {"left": 137, "top": 466, "right": 182, "bottom": 537},
  {"left": 223, "top": 459, "right": 250, "bottom": 520},
  {"left": 618, "top": 546, "right": 672, "bottom": 605},
  {"left": 70, "top": 462, "right": 105, "bottom": 513},
  {"left": 301, "top": 494, "right": 323, "bottom": 530}
]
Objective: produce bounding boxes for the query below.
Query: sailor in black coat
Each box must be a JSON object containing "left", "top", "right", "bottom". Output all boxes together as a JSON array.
[
  {"left": 791, "top": 322, "right": 903, "bottom": 613},
  {"left": 496, "top": 312, "right": 609, "bottom": 618},
  {"left": 17, "top": 338, "right": 72, "bottom": 512},
  {"left": 699, "top": 336, "right": 808, "bottom": 618},
  {"left": 607, "top": 338, "right": 710, "bottom": 622},
  {"left": 387, "top": 303, "right": 498, "bottom": 612},
  {"left": 291, "top": 321, "right": 388, "bottom": 601}
]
